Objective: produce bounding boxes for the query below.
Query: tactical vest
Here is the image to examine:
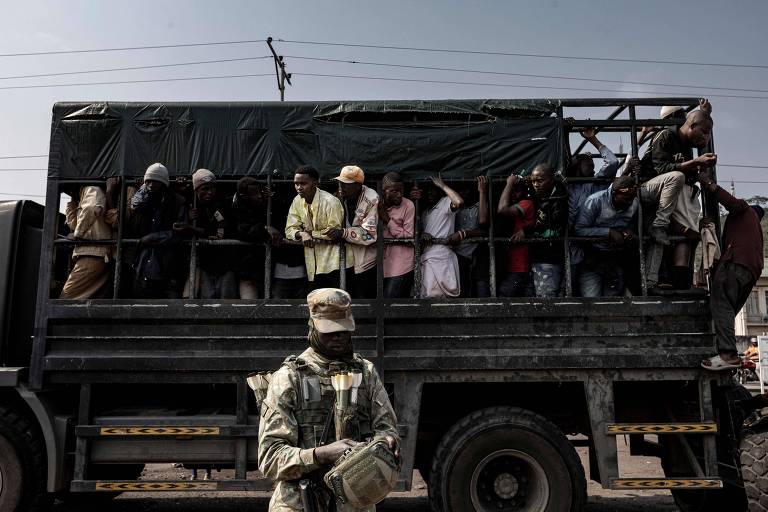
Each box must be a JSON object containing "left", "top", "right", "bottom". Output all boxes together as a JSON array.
[{"left": 283, "top": 354, "right": 375, "bottom": 449}]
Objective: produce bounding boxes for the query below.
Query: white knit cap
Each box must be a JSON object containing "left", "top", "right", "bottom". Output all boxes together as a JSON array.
[
  {"left": 192, "top": 168, "right": 216, "bottom": 190},
  {"left": 144, "top": 163, "right": 170, "bottom": 187},
  {"left": 659, "top": 105, "right": 684, "bottom": 119}
]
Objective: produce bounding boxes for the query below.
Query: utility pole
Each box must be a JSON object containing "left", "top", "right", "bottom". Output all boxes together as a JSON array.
[{"left": 267, "top": 37, "right": 291, "bottom": 101}]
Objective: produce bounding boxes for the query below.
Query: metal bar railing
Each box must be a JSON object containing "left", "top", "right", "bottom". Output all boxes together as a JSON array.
[
  {"left": 487, "top": 177, "right": 497, "bottom": 297},
  {"left": 264, "top": 174, "right": 273, "bottom": 299},
  {"left": 112, "top": 180, "right": 127, "bottom": 299},
  {"left": 629, "top": 105, "right": 648, "bottom": 297}
]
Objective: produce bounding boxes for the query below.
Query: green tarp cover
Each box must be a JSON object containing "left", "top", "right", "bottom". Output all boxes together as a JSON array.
[{"left": 47, "top": 99, "right": 563, "bottom": 180}]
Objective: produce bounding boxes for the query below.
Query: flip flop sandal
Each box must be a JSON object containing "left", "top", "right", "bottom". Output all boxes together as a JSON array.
[{"left": 701, "top": 354, "right": 741, "bottom": 372}]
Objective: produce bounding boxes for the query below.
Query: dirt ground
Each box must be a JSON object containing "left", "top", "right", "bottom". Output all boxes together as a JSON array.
[{"left": 52, "top": 436, "right": 678, "bottom": 511}]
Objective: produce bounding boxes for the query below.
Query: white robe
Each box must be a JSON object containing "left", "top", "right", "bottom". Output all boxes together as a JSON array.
[{"left": 420, "top": 196, "right": 460, "bottom": 298}]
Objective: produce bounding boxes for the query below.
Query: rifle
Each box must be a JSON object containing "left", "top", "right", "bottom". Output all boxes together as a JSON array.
[{"left": 299, "top": 479, "right": 318, "bottom": 512}]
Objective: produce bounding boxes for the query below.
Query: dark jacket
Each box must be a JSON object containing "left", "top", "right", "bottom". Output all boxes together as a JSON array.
[
  {"left": 527, "top": 181, "right": 568, "bottom": 264},
  {"left": 128, "top": 185, "right": 188, "bottom": 282},
  {"left": 227, "top": 194, "right": 269, "bottom": 281},
  {"left": 640, "top": 127, "right": 696, "bottom": 184},
  {"left": 194, "top": 198, "right": 237, "bottom": 276}
]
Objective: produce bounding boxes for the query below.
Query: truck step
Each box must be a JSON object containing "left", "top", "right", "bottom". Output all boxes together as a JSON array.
[
  {"left": 611, "top": 478, "right": 722, "bottom": 490},
  {"left": 606, "top": 423, "right": 717, "bottom": 435},
  {"left": 70, "top": 479, "right": 273, "bottom": 492},
  {"left": 75, "top": 425, "right": 259, "bottom": 437}
]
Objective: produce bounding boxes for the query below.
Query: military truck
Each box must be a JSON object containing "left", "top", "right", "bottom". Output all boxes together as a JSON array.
[{"left": 1, "top": 98, "right": 766, "bottom": 512}]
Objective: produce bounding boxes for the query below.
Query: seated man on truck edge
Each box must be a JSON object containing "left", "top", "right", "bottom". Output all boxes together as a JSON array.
[
  {"left": 285, "top": 165, "right": 345, "bottom": 291},
  {"left": 258, "top": 288, "right": 399, "bottom": 511}
]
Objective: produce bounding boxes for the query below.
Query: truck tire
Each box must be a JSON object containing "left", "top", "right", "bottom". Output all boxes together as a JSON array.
[
  {"left": 740, "top": 427, "right": 768, "bottom": 512},
  {"left": 0, "top": 404, "right": 50, "bottom": 512},
  {"left": 428, "top": 406, "right": 586, "bottom": 512},
  {"left": 660, "top": 435, "right": 747, "bottom": 512}
]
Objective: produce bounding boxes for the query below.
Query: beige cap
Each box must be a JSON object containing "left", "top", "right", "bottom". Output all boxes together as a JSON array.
[
  {"left": 144, "top": 163, "right": 170, "bottom": 187},
  {"left": 659, "top": 105, "right": 684, "bottom": 119},
  {"left": 334, "top": 165, "right": 365, "bottom": 184},
  {"left": 307, "top": 288, "right": 355, "bottom": 333},
  {"left": 192, "top": 168, "right": 216, "bottom": 190}
]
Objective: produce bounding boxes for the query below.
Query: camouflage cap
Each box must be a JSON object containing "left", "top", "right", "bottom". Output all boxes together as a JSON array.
[{"left": 307, "top": 288, "right": 355, "bottom": 333}]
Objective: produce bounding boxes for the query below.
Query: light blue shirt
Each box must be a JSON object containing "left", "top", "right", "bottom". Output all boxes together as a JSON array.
[{"left": 575, "top": 185, "right": 638, "bottom": 253}]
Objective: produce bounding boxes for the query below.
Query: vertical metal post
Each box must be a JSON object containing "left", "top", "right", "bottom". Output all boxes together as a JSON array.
[
  {"left": 375, "top": 182, "right": 385, "bottom": 375},
  {"left": 112, "top": 179, "right": 127, "bottom": 299},
  {"left": 188, "top": 193, "right": 198, "bottom": 299},
  {"left": 30, "top": 179, "right": 60, "bottom": 389},
  {"left": 629, "top": 106, "right": 648, "bottom": 296},
  {"left": 264, "top": 174, "right": 273, "bottom": 299},
  {"left": 338, "top": 243, "right": 347, "bottom": 290},
  {"left": 487, "top": 176, "right": 497, "bottom": 297},
  {"left": 699, "top": 378, "right": 719, "bottom": 476},
  {"left": 559, "top": 107, "right": 573, "bottom": 297},
  {"left": 412, "top": 180, "right": 422, "bottom": 298},
  {"left": 235, "top": 379, "right": 248, "bottom": 479},
  {"left": 73, "top": 383, "right": 92, "bottom": 480}
]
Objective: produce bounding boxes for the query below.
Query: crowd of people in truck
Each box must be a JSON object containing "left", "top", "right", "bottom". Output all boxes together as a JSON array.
[{"left": 57, "top": 99, "right": 765, "bottom": 369}]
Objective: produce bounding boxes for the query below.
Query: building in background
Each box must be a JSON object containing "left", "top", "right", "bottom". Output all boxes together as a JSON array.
[{"left": 735, "top": 258, "right": 768, "bottom": 352}]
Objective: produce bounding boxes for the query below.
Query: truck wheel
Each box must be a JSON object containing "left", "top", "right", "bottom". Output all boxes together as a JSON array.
[
  {"left": 428, "top": 406, "right": 586, "bottom": 512},
  {"left": 0, "top": 404, "right": 50, "bottom": 512},
  {"left": 740, "top": 427, "right": 768, "bottom": 512}
]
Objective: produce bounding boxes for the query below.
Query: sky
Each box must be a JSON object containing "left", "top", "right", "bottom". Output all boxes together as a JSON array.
[{"left": 1, "top": 0, "right": 767, "bottom": 202}]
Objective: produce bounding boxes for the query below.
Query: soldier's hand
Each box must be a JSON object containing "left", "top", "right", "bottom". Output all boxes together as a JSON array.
[
  {"left": 314, "top": 439, "right": 360, "bottom": 465},
  {"left": 383, "top": 434, "right": 400, "bottom": 461}
]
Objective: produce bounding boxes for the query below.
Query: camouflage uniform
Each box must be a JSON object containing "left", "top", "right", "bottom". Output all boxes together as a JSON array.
[{"left": 258, "top": 289, "right": 399, "bottom": 512}]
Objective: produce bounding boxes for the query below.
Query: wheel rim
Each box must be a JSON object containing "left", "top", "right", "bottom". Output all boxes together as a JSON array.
[{"left": 470, "top": 449, "right": 549, "bottom": 511}]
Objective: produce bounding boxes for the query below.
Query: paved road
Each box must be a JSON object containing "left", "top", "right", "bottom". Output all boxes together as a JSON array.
[{"left": 52, "top": 444, "right": 678, "bottom": 511}]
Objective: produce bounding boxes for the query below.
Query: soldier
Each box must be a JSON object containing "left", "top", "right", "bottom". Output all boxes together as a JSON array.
[{"left": 258, "top": 288, "right": 399, "bottom": 511}]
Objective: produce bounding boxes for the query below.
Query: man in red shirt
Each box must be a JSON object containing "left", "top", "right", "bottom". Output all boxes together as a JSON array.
[
  {"left": 497, "top": 174, "right": 536, "bottom": 297},
  {"left": 699, "top": 172, "right": 765, "bottom": 371}
]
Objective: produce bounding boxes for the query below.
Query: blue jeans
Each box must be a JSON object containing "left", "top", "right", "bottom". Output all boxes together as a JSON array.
[
  {"left": 579, "top": 257, "right": 624, "bottom": 297},
  {"left": 532, "top": 263, "right": 563, "bottom": 297}
]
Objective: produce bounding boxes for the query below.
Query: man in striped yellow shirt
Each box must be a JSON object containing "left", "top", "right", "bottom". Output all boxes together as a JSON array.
[{"left": 285, "top": 165, "right": 345, "bottom": 289}]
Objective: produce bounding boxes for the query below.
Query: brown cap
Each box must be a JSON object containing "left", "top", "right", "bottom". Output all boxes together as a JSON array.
[
  {"left": 307, "top": 288, "right": 355, "bottom": 333},
  {"left": 334, "top": 165, "right": 365, "bottom": 184}
]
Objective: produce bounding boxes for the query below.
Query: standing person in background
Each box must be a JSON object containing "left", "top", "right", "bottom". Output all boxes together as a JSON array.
[
  {"left": 128, "top": 163, "right": 188, "bottom": 299},
  {"left": 327, "top": 166, "right": 379, "bottom": 299},
  {"left": 528, "top": 164, "right": 568, "bottom": 297},
  {"left": 698, "top": 173, "right": 765, "bottom": 371},
  {"left": 285, "top": 165, "right": 345, "bottom": 290},
  {"left": 380, "top": 172, "right": 415, "bottom": 299},
  {"left": 175, "top": 169, "right": 238, "bottom": 299},
  {"left": 416, "top": 176, "right": 464, "bottom": 298},
  {"left": 60, "top": 178, "right": 121, "bottom": 299},
  {"left": 567, "top": 128, "right": 621, "bottom": 294},
  {"left": 497, "top": 174, "right": 536, "bottom": 297},
  {"left": 229, "top": 177, "right": 282, "bottom": 299},
  {"left": 452, "top": 176, "right": 490, "bottom": 297}
]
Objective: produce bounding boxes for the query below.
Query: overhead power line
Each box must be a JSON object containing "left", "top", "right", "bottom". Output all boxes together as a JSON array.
[
  {"left": 0, "top": 39, "right": 267, "bottom": 58},
  {"left": 293, "top": 72, "right": 768, "bottom": 100},
  {"left": 0, "top": 56, "right": 272, "bottom": 81},
  {"left": 0, "top": 154, "right": 47, "bottom": 159},
  {"left": 288, "top": 55, "right": 768, "bottom": 95},
  {"left": 0, "top": 73, "right": 274, "bottom": 91},
  {"left": 278, "top": 39, "right": 768, "bottom": 70}
]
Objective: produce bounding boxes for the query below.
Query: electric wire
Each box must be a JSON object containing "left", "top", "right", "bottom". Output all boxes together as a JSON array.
[
  {"left": 293, "top": 72, "right": 768, "bottom": 100},
  {"left": 0, "top": 73, "right": 274, "bottom": 91},
  {"left": 0, "top": 39, "right": 267, "bottom": 58},
  {"left": 0, "top": 56, "right": 272, "bottom": 81},
  {"left": 277, "top": 39, "right": 768, "bottom": 70},
  {"left": 287, "top": 55, "right": 768, "bottom": 95}
]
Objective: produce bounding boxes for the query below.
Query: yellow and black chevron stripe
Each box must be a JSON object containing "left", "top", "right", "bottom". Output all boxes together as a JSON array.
[
  {"left": 99, "top": 427, "right": 220, "bottom": 436},
  {"left": 612, "top": 478, "right": 722, "bottom": 490},
  {"left": 606, "top": 423, "right": 717, "bottom": 434},
  {"left": 95, "top": 481, "right": 218, "bottom": 491}
]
